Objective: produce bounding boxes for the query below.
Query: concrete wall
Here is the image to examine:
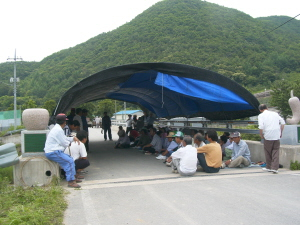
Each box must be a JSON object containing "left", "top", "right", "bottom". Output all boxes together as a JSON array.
[{"left": 246, "top": 140, "right": 300, "bottom": 169}]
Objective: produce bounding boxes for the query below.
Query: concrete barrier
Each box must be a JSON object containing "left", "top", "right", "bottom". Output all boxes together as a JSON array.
[
  {"left": 0, "top": 134, "right": 21, "bottom": 144},
  {"left": 245, "top": 140, "right": 300, "bottom": 169}
]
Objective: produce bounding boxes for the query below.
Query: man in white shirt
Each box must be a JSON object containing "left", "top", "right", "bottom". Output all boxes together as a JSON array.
[
  {"left": 125, "top": 114, "right": 133, "bottom": 135},
  {"left": 44, "top": 113, "right": 81, "bottom": 188},
  {"left": 170, "top": 136, "right": 197, "bottom": 176},
  {"left": 95, "top": 116, "right": 101, "bottom": 128},
  {"left": 258, "top": 104, "right": 285, "bottom": 174},
  {"left": 64, "top": 130, "right": 90, "bottom": 177}
]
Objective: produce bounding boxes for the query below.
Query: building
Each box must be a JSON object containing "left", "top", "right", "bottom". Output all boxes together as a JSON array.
[{"left": 115, "top": 110, "right": 143, "bottom": 121}]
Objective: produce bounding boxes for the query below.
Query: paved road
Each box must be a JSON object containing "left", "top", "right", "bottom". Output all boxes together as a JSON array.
[{"left": 63, "top": 127, "right": 300, "bottom": 225}]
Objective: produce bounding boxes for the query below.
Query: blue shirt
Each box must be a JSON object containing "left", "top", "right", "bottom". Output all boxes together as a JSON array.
[{"left": 231, "top": 140, "right": 251, "bottom": 163}]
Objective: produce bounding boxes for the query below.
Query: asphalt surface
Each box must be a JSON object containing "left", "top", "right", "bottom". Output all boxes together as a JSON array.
[{"left": 63, "top": 127, "right": 300, "bottom": 225}]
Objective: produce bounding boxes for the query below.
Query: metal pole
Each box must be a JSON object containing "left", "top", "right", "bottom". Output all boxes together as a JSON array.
[
  {"left": 13, "top": 58, "right": 17, "bottom": 130},
  {"left": 7, "top": 49, "right": 22, "bottom": 130}
]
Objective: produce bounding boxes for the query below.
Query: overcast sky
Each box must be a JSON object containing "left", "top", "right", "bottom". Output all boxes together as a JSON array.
[{"left": 1, "top": 0, "right": 299, "bottom": 63}]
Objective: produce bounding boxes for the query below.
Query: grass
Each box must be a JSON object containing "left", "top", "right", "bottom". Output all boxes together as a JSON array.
[
  {"left": 0, "top": 166, "right": 68, "bottom": 224},
  {"left": 290, "top": 160, "right": 300, "bottom": 170},
  {"left": 0, "top": 125, "right": 25, "bottom": 137}
]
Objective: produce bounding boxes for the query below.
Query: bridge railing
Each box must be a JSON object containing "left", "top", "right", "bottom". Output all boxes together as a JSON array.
[{"left": 112, "top": 118, "right": 259, "bottom": 134}]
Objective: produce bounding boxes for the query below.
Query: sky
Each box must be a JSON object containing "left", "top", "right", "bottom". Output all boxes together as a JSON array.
[{"left": 1, "top": 0, "right": 299, "bottom": 63}]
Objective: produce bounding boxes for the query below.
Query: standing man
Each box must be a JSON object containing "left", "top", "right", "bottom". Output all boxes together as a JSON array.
[
  {"left": 44, "top": 113, "right": 82, "bottom": 188},
  {"left": 102, "top": 112, "right": 112, "bottom": 141},
  {"left": 73, "top": 108, "right": 83, "bottom": 131},
  {"left": 125, "top": 114, "right": 133, "bottom": 135},
  {"left": 81, "top": 109, "right": 89, "bottom": 152},
  {"left": 258, "top": 104, "right": 285, "bottom": 174}
]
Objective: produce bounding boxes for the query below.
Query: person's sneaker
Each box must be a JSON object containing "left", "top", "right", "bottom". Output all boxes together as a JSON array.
[
  {"left": 109, "top": 139, "right": 113, "bottom": 141},
  {"left": 238, "top": 164, "right": 245, "bottom": 168},
  {"left": 221, "top": 162, "right": 226, "bottom": 169},
  {"left": 172, "top": 169, "right": 178, "bottom": 174},
  {"left": 270, "top": 169, "right": 279, "bottom": 174},
  {"left": 156, "top": 155, "right": 166, "bottom": 160},
  {"left": 262, "top": 168, "right": 271, "bottom": 172},
  {"left": 166, "top": 162, "right": 171, "bottom": 167},
  {"left": 145, "top": 152, "right": 152, "bottom": 155}
]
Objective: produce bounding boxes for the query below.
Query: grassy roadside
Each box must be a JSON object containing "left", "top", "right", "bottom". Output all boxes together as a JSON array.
[{"left": 0, "top": 166, "right": 68, "bottom": 224}]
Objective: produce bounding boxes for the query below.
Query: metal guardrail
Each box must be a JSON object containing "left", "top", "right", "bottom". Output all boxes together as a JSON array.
[
  {"left": 112, "top": 118, "right": 259, "bottom": 135},
  {"left": 156, "top": 119, "right": 259, "bottom": 134}
]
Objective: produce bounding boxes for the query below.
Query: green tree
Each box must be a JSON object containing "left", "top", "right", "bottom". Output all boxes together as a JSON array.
[
  {"left": 22, "top": 99, "right": 37, "bottom": 110},
  {"left": 43, "top": 100, "right": 57, "bottom": 115},
  {"left": 97, "top": 99, "right": 115, "bottom": 117},
  {"left": 270, "top": 79, "right": 300, "bottom": 119}
]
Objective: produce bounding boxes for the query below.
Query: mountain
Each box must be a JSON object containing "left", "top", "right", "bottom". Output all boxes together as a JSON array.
[{"left": 0, "top": 0, "right": 299, "bottom": 109}]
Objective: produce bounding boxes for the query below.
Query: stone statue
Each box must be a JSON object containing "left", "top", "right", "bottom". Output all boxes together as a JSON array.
[{"left": 286, "top": 90, "right": 300, "bottom": 125}]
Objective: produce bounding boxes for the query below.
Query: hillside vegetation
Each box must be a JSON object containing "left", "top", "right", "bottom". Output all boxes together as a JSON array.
[{"left": 0, "top": 0, "right": 299, "bottom": 112}]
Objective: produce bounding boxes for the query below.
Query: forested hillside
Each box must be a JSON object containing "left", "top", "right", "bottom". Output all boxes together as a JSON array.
[{"left": 0, "top": 0, "right": 299, "bottom": 112}]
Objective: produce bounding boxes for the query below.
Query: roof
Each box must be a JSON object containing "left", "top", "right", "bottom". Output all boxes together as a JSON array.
[
  {"left": 54, "top": 62, "right": 260, "bottom": 120},
  {"left": 115, "top": 110, "right": 142, "bottom": 115}
]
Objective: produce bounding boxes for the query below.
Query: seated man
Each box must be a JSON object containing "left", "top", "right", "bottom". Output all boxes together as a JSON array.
[
  {"left": 224, "top": 131, "right": 251, "bottom": 168},
  {"left": 68, "top": 120, "right": 81, "bottom": 137},
  {"left": 115, "top": 126, "right": 130, "bottom": 148},
  {"left": 169, "top": 136, "right": 197, "bottom": 176},
  {"left": 156, "top": 132, "right": 177, "bottom": 160},
  {"left": 133, "top": 128, "right": 151, "bottom": 148},
  {"left": 44, "top": 113, "right": 81, "bottom": 188},
  {"left": 194, "top": 133, "right": 206, "bottom": 148},
  {"left": 128, "top": 129, "right": 139, "bottom": 143},
  {"left": 64, "top": 130, "right": 90, "bottom": 178},
  {"left": 143, "top": 128, "right": 162, "bottom": 155},
  {"left": 165, "top": 131, "right": 184, "bottom": 165},
  {"left": 197, "top": 130, "right": 222, "bottom": 173}
]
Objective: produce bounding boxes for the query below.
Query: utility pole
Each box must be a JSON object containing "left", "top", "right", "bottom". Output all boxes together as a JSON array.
[{"left": 7, "top": 49, "right": 22, "bottom": 130}]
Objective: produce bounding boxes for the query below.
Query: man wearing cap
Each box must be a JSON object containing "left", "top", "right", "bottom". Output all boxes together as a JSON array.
[
  {"left": 44, "top": 113, "right": 82, "bottom": 188},
  {"left": 156, "top": 131, "right": 177, "bottom": 160},
  {"left": 170, "top": 136, "right": 198, "bottom": 176},
  {"left": 224, "top": 131, "right": 251, "bottom": 168},
  {"left": 165, "top": 131, "right": 184, "bottom": 165},
  {"left": 258, "top": 104, "right": 285, "bottom": 174}
]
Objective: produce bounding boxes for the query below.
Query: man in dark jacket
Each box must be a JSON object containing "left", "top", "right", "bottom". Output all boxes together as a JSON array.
[{"left": 102, "top": 112, "right": 112, "bottom": 141}]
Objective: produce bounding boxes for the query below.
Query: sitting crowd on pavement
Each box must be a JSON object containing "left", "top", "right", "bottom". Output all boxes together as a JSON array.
[{"left": 48, "top": 107, "right": 286, "bottom": 188}]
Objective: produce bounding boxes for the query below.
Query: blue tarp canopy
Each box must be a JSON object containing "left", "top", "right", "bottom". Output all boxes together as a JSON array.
[{"left": 54, "top": 63, "right": 260, "bottom": 120}]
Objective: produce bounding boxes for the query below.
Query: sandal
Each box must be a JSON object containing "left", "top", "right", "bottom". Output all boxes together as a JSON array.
[
  {"left": 75, "top": 174, "right": 84, "bottom": 179},
  {"left": 68, "top": 182, "right": 81, "bottom": 188}
]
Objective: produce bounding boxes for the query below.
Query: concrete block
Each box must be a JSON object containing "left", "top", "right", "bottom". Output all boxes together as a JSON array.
[
  {"left": 13, "top": 155, "right": 60, "bottom": 187},
  {"left": 245, "top": 140, "right": 300, "bottom": 169},
  {"left": 280, "top": 125, "right": 300, "bottom": 145}
]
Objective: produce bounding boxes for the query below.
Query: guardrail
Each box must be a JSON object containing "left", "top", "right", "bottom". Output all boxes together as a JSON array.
[
  {"left": 156, "top": 119, "right": 259, "bottom": 134},
  {"left": 112, "top": 118, "right": 259, "bottom": 134}
]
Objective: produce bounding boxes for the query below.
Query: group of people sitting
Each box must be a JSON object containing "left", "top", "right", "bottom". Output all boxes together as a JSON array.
[
  {"left": 115, "top": 123, "right": 252, "bottom": 176},
  {"left": 44, "top": 113, "right": 90, "bottom": 188}
]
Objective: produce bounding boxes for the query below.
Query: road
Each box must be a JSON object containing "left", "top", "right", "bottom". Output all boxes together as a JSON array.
[{"left": 63, "top": 127, "right": 300, "bottom": 225}]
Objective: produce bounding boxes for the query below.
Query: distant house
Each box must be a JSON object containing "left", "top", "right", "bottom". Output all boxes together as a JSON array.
[{"left": 115, "top": 110, "right": 143, "bottom": 120}]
